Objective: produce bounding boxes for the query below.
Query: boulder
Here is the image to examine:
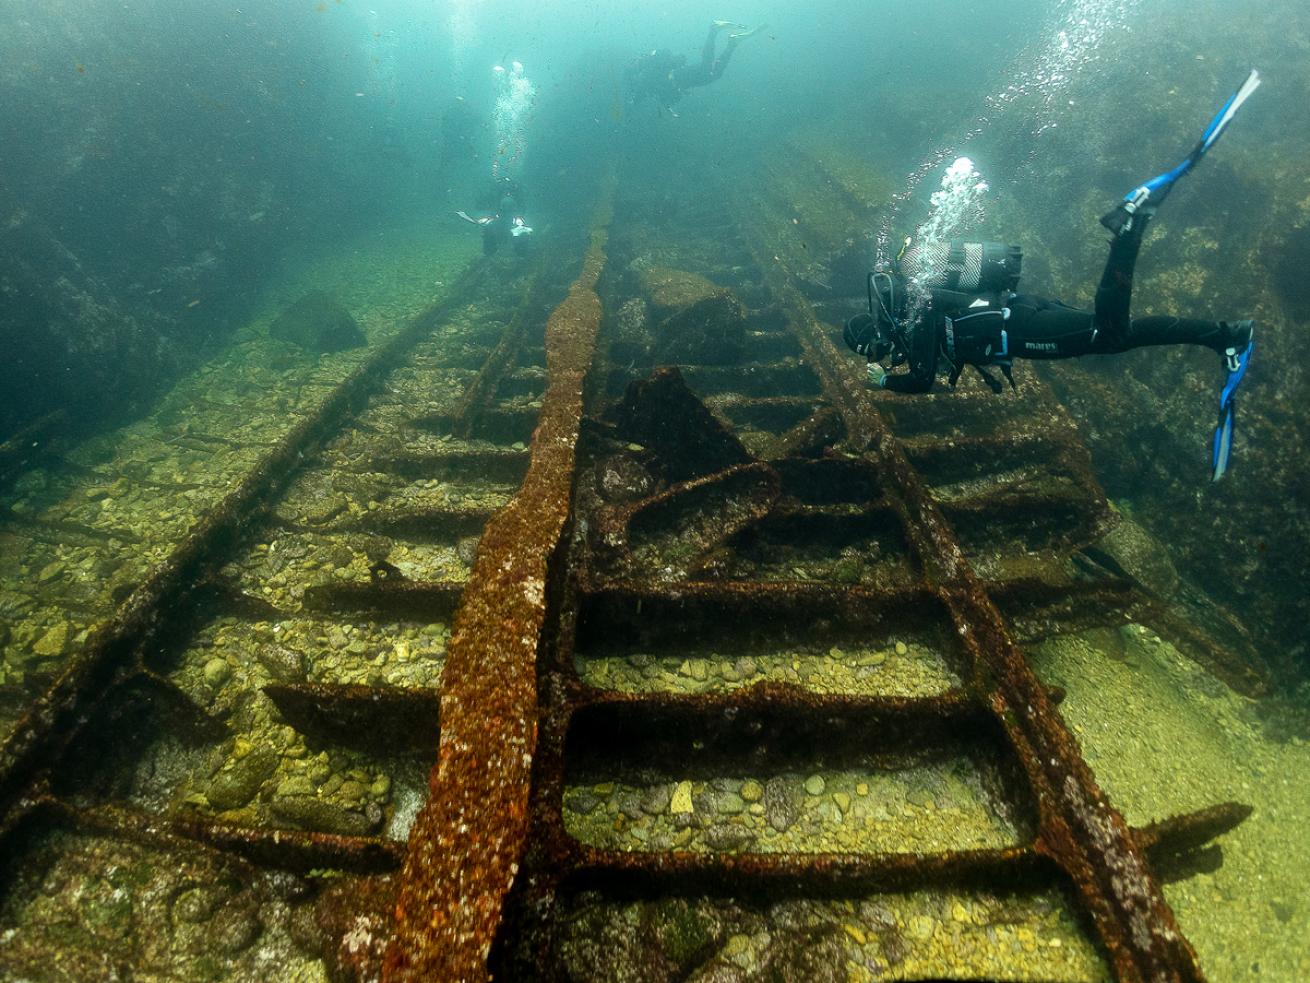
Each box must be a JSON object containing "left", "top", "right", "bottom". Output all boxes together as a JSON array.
[{"left": 269, "top": 292, "right": 365, "bottom": 353}]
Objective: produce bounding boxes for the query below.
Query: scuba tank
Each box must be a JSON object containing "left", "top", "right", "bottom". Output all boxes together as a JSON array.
[{"left": 899, "top": 239, "right": 1022, "bottom": 294}]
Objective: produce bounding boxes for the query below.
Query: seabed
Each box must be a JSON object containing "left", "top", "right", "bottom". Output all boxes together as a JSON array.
[{"left": 0, "top": 150, "right": 1306, "bottom": 982}]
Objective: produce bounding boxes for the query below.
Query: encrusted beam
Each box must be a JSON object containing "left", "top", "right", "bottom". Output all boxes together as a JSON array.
[{"left": 384, "top": 182, "right": 615, "bottom": 982}]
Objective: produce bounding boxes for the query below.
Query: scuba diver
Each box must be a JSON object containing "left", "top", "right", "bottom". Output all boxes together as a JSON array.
[
  {"left": 456, "top": 175, "right": 533, "bottom": 256},
  {"left": 844, "top": 71, "right": 1261, "bottom": 482},
  {"left": 625, "top": 20, "right": 767, "bottom": 116}
]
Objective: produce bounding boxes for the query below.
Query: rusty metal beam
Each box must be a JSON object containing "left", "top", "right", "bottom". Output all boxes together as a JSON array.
[{"left": 384, "top": 182, "right": 615, "bottom": 982}]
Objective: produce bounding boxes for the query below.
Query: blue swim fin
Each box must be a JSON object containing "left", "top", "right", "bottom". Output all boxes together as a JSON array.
[
  {"left": 1102, "top": 69, "right": 1261, "bottom": 236},
  {"left": 1211, "top": 403, "right": 1235, "bottom": 482},
  {"left": 1211, "top": 328, "right": 1254, "bottom": 482}
]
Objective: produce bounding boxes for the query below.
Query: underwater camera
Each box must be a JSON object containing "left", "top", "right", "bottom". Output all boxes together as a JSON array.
[{"left": 899, "top": 239, "right": 1023, "bottom": 294}]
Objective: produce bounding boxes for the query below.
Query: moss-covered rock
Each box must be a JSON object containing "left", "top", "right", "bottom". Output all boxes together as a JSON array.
[{"left": 269, "top": 292, "right": 365, "bottom": 353}]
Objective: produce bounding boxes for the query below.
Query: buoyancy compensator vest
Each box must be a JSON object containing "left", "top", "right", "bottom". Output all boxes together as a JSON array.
[
  {"left": 932, "top": 287, "right": 1014, "bottom": 392},
  {"left": 899, "top": 240, "right": 1023, "bottom": 393}
]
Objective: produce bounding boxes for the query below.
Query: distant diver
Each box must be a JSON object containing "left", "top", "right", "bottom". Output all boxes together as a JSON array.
[
  {"left": 844, "top": 70, "right": 1261, "bottom": 482},
  {"left": 625, "top": 20, "right": 767, "bottom": 116},
  {"left": 457, "top": 175, "right": 532, "bottom": 256}
]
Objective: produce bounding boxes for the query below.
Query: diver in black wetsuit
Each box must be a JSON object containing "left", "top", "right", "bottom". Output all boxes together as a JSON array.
[
  {"left": 844, "top": 225, "right": 1252, "bottom": 396},
  {"left": 844, "top": 71, "right": 1262, "bottom": 481},
  {"left": 456, "top": 176, "right": 533, "bottom": 256},
  {"left": 625, "top": 20, "right": 766, "bottom": 115}
]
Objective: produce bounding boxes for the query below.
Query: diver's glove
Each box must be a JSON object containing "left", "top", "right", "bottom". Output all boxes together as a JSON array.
[
  {"left": 510, "top": 217, "right": 534, "bottom": 237},
  {"left": 867, "top": 362, "right": 888, "bottom": 389}
]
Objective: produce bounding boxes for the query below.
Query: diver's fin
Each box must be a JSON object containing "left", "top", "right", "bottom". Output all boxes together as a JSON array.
[
  {"left": 1211, "top": 403, "right": 1234, "bottom": 482},
  {"left": 729, "top": 23, "right": 768, "bottom": 40},
  {"left": 1102, "top": 70, "right": 1261, "bottom": 236},
  {"left": 1210, "top": 324, "right": 1254, "bottom": 482}
]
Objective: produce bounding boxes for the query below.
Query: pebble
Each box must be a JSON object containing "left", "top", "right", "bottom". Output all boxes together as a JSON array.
[
  {"left": 833, "top": 792, "right": 851, "bottom": 814},
  {"left": 895, "top": 641, "right": 909, "bottom": 656},
  {"left": 856, "top": 782, "right": 869, "bottom": 796},
  {"left": 740, "top": 780, "right": 763, "bottom": 802},
  {"left": 804, "top": 775, "right": 826, "bottom": 796}
]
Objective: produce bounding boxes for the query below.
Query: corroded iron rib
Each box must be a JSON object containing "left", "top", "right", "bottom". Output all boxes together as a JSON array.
[
  {"left": 263, "top": 682, "right": 441, "bottom": 754},
  {"left": 48, "top": 798, "right": 405, "bottom": 874},
  {"left": 449, "top": 264, "right": 545, "bottom": 438},
  {"left": 384, "top": 184, "right": 614, "bottom": 982},
  {"left": 566, "top": 799, "right": 1251, "bottom": 897}
]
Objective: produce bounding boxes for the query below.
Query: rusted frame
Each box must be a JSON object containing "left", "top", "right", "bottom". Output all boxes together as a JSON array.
[
  {"left": 0, "top": 258, "right": 502, "bottom": 836},
  {"left": 746, "top": 239, "right": 1216, "bottom": 979}
]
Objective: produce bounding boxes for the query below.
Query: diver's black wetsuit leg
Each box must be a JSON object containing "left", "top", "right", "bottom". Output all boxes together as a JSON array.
[
  {"left": 672, "top": 26, "right": 731, "bottom": 89},
  {"left": 699, "top": 26, "right": 718, "bottom": 70},
  {"left": 710, "top": 38, "right": 738, "bottom": 81},
  {"left": 1092, "top": 222, "right": 1145, "bottom": 345},
  {"left": 1091, "top": 218, "right": 1243, "bottom": 354}
]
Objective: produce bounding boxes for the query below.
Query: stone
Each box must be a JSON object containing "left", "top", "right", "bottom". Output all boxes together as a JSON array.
[
  {"left": 764, "top": 777, "right": 800, "bottom": 833},
  {"left": 641, "top": 784, "right": 672, "bottom": 815},
  {"left": 740, "top": 780, "right": 763, "bottom": 803},
  {"left": 269, "top": 291, "right": 366, "bottom": 353},
  {"left": 833, "top": 792, "right": 851, "bottom": 814},
  {"left": 33, "top": 623, "right": 68, "bottom": 657},
  {"left": 256, "top": 644, "right": 304, "bottom": 683},
  {"left": 894, "top": 641, "right": 909, "bottom": 656},
  {"left": 717, "top": 792, "right": 746, "bottom": 815},
  {"left": 1089, "top": 512, "right": 1181, "bottom": 598},
  {"left": 908, "top": 915, "right": 936, "bottom": 940},
  {"left": 704, "top": 824, "right": 756, "bottom": 852},
  {"left": 804, "top": 775, "right": 826, "bottom": 796},
  {"left": 207, "top": 746, "right": 278, "bottom": 811},
  {"left": 203, "top": 657, "right": 231, "bottom": 686},
  {"left": 670, "top": 780, "right": 694, "bottom": 815},
  {"left": 271, "top": 794, "right": 376, "bottom": 835}
]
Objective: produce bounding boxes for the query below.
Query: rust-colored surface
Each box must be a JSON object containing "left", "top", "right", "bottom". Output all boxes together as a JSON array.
[{"left": 383, "top": 188, "right": 614, "bottom": 981}]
